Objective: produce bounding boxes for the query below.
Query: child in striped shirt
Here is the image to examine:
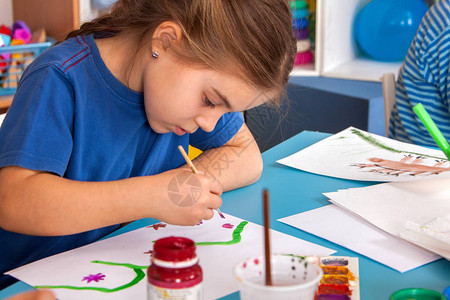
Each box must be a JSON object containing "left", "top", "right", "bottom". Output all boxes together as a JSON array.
[{"left": 389, "top": 0, "right": 450, "bottom": 146}]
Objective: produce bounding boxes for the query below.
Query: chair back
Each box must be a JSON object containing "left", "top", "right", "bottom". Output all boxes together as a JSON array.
[{"left": 382, "top": 73, "right": 396, "bottom": 136}]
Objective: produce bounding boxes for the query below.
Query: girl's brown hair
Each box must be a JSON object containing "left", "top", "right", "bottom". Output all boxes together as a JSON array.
[{"left": 67, "top": 0, "right": 296, "bottom": 105}]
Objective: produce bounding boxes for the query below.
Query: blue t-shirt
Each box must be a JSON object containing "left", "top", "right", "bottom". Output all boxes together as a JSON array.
[
  {"left": 389, "top": 0, "right": 450, "bottom": 146},
  {"left": 0, "top": 35, "right": 243, "bottom": 287}
]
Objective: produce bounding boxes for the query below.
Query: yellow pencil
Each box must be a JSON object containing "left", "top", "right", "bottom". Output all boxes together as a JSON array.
[{"left": 177, "top": 145, "right": 225, "bottom": 219}]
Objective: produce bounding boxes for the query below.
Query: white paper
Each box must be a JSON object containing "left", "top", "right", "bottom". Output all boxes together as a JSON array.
[
  {"left": 277, "top": 126, "right": 450, "bottom": 182},
  {"left": 278, "top": 205, "right": 441, "bottom": 273},
  {"left": 326, "top": 178, "right": 450, "bottom": 260},
  {"left": 7, "top": 213, "right": 335, "bottom": 300},
  {"left": 400, "top": 215, "right": 450, "bottom": 260}
]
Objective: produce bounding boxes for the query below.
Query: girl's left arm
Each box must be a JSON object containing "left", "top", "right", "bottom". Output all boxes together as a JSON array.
[{"left": 191, "top": 123, "right": 263, "bottom": 191}]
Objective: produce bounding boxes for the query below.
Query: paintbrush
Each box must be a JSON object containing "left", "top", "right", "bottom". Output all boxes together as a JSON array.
[
  {"left": 177, "top": 145, "right": 225, "bottom": 219},
  {"left": 263, "top": 189, "right": 272, "bottom": 286}
]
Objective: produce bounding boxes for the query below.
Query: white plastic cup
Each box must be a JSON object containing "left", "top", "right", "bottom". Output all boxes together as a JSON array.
[{"left": 234, "top": 254, "right": 323, "bottom": 300}]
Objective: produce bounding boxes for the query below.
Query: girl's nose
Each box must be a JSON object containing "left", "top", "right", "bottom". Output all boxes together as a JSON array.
[{"left": 194, "top": 113, "right": 222, "bottom": 132}]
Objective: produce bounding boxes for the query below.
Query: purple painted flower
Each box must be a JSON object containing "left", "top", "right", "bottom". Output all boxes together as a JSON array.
[
  {"left": 222, "top": 223, "right": 234, "bottom": 229},
  {"left": 82, "top": 273, "right": 105, "bottom": 283}
]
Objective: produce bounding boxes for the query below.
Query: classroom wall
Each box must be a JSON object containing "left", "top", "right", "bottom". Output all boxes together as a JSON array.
[
  {"left": 0, "top": 0, "right": 13, "bottom": 26},
  {"left": 79, "top": 0, "right": 100, "bottom": 24}
]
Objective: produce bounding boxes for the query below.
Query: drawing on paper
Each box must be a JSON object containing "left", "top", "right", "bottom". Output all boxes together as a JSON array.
[
  {"left": 32, "top": 221, "right": 249, "bottom": 293},
  {"left": 35, "top": 261, "right": 147, "bottom": 293},
  {"left": 350, "top": 128, "right": 450, "bottom": 177},
  {"left": 147, "top": 223, "right": 167, "bottom": 230},
  {"left": 82, "top": 273, "right": 105, "bottom": 283},
  {"left": 352, "top": 155, "right": 450, "bottom": 177},
  {"left": 276, "top": 126, "right": 450, "bottom": 182},
  {"left": 7, "top": 213, "right": 336, "bottom": 300},
  {"left": 350, "top": 128, "right": 446, "bottom": 160}
]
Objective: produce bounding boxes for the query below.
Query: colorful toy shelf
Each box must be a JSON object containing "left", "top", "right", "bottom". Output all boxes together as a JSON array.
[{"left": 292, "top": 0, "right": 403, "bottom": 82}]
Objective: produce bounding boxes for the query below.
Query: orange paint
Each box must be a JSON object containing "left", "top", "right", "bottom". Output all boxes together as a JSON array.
[
  {"left": 321, "top": 266, "right": 349, "bottom": 275},
  {"left": 321, "top": 275, "right": 349, "bottom": 285},
  {"left": 318, "top": 263, "right": 357, "bottom": 299}
]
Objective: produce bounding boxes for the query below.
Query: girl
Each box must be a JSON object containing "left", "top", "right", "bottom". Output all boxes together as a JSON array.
[{"left": 0, "top": 0, "right": 296, "bottom": 288}]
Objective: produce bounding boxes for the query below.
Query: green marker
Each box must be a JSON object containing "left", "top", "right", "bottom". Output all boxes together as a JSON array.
[{"left": 413, "top": 103, "right": 450, "bottom": 160}]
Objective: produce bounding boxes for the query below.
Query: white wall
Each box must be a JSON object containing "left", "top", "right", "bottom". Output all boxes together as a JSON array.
[
  {"left": 0, "top": 0, "right": 13, "bottom": 26},
  {"left": 79, "top": 0, "right": 100, "bottom": 24}
]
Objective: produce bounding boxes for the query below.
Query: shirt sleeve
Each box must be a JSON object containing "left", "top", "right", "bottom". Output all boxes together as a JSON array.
[
  {"left": 0, "top": 64, "right": 75, "bottom": 176},
  {"left": 189, "top": 112, "right": 244, "bottom": 151}
]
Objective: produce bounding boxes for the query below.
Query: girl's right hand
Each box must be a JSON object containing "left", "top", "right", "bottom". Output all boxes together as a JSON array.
[{"left": 150, "top": 168, "right": 223, "bottom": 226}]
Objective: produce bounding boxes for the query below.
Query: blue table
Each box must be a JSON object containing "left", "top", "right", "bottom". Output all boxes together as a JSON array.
[{"left": 1, "top": 131, "right": 449, "bottom": 299}]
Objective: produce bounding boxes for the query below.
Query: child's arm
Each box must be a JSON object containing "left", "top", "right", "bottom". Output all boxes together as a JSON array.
[
  {"left": 0, "top": 166, "right": 222, "bottom": 235},
  {"left": 191, "top": 123, "right": 263, "bottom": 191}
]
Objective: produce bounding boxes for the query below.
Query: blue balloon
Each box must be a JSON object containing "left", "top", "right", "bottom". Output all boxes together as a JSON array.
[{"left": 353, "top": 0, "right": 429, "bottom": 62}]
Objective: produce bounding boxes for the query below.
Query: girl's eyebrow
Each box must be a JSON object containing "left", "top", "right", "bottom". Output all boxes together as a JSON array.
[{"left": 212, "top": 88, "right": 232, "bottom": 110}]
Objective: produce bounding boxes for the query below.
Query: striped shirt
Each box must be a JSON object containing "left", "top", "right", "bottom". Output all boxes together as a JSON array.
[{"left": 389, "top": 0, "right": 450, "bottom": 146}]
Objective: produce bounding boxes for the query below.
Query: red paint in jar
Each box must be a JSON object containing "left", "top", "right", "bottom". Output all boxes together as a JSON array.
[{"left": 147, "top": 236, "right": 203, "bottom": 299}]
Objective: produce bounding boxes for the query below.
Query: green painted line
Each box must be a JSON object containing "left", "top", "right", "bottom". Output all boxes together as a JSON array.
[
  {"left": 150, "top": 220, "right": 249, "bottom": 246},
  {"left": 196, "top": 221, "right": 248, "bottom": 246},
  {"left": 351, "top": 128, "right": 447, "bottom": 160},
  {"left": 34, "top": 261, "right": 147, "bottom": 293}
]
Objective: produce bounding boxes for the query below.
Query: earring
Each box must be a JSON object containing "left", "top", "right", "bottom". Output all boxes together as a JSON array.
[{"left": 152, "top": 51, "right": 159, "bottom": 59}]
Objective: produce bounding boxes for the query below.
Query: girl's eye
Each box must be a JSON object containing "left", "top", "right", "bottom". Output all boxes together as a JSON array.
[{"left": 203, "top": 97, "right": 216, "bottom": 108}]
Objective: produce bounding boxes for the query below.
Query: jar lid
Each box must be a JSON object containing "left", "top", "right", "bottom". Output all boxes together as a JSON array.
[
  {"left": 153, "top": 236, "right": 197, "bottom": 262},
  {"left": 390, "top": 288, "right": 446, "bottom": 300}
]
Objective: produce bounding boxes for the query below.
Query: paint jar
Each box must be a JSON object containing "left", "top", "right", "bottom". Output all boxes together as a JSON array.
[
  {"left": 234, "top": 254, "right": 323, "bottom": 300},
  {"left": 147, "top": 236, "right": 203, "bottom": 300},
  {"left": 389, "top": 288, "right": 446, "bottom": 300}
]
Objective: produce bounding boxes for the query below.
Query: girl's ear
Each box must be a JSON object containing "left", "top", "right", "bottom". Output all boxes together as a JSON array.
[{"left": 152, "top": 21, "right": 183, "bottom": 51}]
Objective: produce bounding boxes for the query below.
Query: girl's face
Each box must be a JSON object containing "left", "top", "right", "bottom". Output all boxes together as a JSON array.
[{"left": 141, "top": 52, "right": 272, "bottom": 135}]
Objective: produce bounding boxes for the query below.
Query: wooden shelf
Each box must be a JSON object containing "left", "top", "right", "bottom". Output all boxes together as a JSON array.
[
  {"left": 293, "top": 0, "right": 402, "bottom": 82},
  {"left": 12, "top": 0, "right": 79, "bottom": 42},
  {"left": 0, "top": 0, "right": 80, "bottom": 114}
]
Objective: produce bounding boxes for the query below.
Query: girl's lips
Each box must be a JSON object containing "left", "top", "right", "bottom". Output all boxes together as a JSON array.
[{"left": 174, "top": 126, "right": 187, "bottom": 136}]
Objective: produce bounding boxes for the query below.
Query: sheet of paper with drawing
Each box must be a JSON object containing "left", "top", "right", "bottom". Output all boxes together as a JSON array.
[
  {"left": 277, "top": 127, "right": 450, "bottom": 182},
  {"left": 325, "top": 178, "right": 450, "bottom": 260},
  {"left": 6, "top": 213, "right": 335, "bottom": 300}
]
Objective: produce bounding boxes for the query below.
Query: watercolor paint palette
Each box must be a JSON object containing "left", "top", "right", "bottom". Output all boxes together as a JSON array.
[{"left": 312, "top": 256, "right": 360, "bottom": 300}]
